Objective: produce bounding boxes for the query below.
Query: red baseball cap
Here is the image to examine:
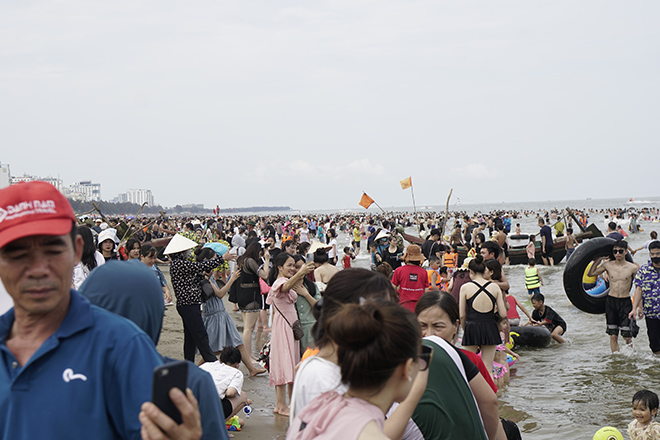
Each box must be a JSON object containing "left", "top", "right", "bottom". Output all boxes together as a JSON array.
[{"left": 0, "top": 181, "right": 77, "bottom": 249}]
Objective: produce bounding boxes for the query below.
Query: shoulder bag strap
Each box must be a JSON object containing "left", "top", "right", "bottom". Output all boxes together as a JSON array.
[{"left": 272, "top": 302, "right": 294, "bottom": 329}]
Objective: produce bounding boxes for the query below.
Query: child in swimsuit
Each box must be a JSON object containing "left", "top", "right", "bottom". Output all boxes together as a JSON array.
[{"left": 492, "top": 316, "right": 520, "bottom": 389}]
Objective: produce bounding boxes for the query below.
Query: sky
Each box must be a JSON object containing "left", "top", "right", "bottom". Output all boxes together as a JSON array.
[{"left": 1, "top": 1, "right": 659, "bottom": 211}]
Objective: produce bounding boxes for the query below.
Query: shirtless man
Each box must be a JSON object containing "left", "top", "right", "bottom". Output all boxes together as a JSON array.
[
  {"left": 312, "top": 249, "right": 339, "bottom": 290},
  {"left": 493, "top": 224, "right": 509, "bottom": 265},
  {"left": 449, "top": 225, "right": 464, "bottom": 248},
  {"left": 588, "top": 240, "right": 639, "bottom": 352},
  {"left": 564, "top": 227, "right": 578, "bottom": 261}
]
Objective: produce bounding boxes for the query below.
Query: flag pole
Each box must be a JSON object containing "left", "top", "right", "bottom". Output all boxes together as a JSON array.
[
  {"left": 410, "top": 182, "right": 419, "bottom": 231},
  {"left": 364, "top": 191, "right": 386, "bottom": 214},
  {"left": 440, "top": 188, "right": 453, "bottom": 239}
]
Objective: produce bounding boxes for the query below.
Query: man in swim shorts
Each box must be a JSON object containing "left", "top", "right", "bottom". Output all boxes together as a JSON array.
[{"left": 588, "top": 240, "right": 638, "bottom": 352}]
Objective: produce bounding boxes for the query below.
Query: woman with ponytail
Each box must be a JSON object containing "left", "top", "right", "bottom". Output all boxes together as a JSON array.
[{"left": 287, "top": 300, "right": 428, "bottom": 440}]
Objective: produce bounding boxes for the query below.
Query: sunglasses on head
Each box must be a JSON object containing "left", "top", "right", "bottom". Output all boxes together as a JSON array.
[
  {"left": 613, "top": 249, "right": 626, "bottom": 254},
  {"left": 418, "top": 345, "right": 433, "bottom": 371}
]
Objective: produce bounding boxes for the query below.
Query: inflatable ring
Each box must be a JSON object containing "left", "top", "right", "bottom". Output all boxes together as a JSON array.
[
  {"left": 508, "top": 234, "right": 529, "bottom": 240},
  {"left": 563, "top": 237, "right": 634, "bottom": 314},
  {"left": 509, "top": 325, "right": 551, "bottom": 348},
  {"left": 506, "top": 354, "right": 516, "bottom": 367},
  {"left": 585, "top": 277, "right": 608, "bottom": 298},
  {"left": 506, "top": 333, "right": 516, "bottom": 350}
]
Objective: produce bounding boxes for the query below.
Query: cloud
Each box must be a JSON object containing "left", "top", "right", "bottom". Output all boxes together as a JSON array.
[
  {"left": 448, "top": 163, "right": 500, "bottom": 180},
  {"left": 347, "top": 159, "right": 385, "bottom": 176}
]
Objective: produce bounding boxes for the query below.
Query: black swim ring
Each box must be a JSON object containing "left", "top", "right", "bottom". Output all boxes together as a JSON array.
[
  {"left": 508, "top": 234, "right": 529, "bottom": 240},
  {"left": 562, "top": 237, "right": 633, "bottom": 314},
  {"left": 509, "top": 325, "right": 551, "bottom": 348}
]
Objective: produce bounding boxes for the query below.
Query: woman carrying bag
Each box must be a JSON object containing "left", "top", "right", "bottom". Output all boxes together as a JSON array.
[{"left": 266, "top": 252, "right": 315, "bottom": 417}]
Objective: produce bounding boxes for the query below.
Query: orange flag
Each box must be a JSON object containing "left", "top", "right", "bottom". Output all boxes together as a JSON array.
[
  {"left": 359, "top": 193, "right": 375, "bottom": 209},
  {"left": 400, "top": 176, "right": 412, "bottom": 190}
]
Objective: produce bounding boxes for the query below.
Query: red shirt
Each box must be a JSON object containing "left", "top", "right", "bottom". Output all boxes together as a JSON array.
[
  {"left": 461, "top": 349, "right": 498, "bottom": 393},
  {"left": 342, "top": 255, "right": 351, "bottom": 269},
  {"left": 392, "top": 264, "right": 428, "bottom": 312},
  {"left": 506, "top": 295, "right": 519, "bottom": 320}
]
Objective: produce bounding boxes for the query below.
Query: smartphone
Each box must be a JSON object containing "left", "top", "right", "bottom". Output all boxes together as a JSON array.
[
  {"left": 306, "top": 253, "right": 314, "bottom": 263},
  {"left": 151, "top": 360, "right": 188, "bottom": 424}
]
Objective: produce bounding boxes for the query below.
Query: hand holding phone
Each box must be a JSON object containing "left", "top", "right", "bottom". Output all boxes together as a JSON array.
[
  {"left": 140, "top": 388, "right": 202, "bottom": 440},
  {"left": 151, "top": 361, "right": 188, "bottom": 424}
]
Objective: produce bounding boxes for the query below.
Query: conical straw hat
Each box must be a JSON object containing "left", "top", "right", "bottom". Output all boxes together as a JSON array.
[
  {"left": 375, "top": 230, "right": 390, "bottom": 241},
  {"left": 163, "top": 234, "right": 198, "bottom": 255},
  {"left": 308, "top": 241, "right": 331, "bottom": 254}
]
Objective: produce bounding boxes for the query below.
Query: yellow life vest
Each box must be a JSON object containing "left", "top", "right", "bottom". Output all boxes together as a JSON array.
[{"left": 525, "top": 266, "right": 541, "bottom": 289}]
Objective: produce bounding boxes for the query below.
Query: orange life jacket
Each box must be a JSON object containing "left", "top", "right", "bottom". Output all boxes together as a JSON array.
[{"left": 444, "top": 252, "right": 457, "bottom": 268}]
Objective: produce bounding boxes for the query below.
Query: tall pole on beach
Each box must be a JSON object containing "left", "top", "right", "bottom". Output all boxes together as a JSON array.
[
  {"left": 373, "top": 200, "right": 386, "bottom": 214},
  {"left": 400, "top": 177, "right": 419, "bottom": 229},
  {"left": 441, "top": 188, "right": 453, "bottom": 239},
  {"left": 410, "top": 182, "right": 419, "bottom": 231},
  {"left": 360, "top": 192, "right": 386, "bottom": 214}
]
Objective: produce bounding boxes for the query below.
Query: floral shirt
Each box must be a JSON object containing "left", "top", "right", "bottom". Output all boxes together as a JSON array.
[
  {"left": 170, "top": 255, "right": 225, "bottom": 306},
  {"left": 628, "top": 420, "right": 660, "bottom": 440},
  {"left": 211, "top": 239, "right": 231, "bottom": 273},
  {"left": 180, "top": 230, "right": 200, "bottom": 261},
  {"left": 634, "top": 262, "right": 660, "bottom": 319}
]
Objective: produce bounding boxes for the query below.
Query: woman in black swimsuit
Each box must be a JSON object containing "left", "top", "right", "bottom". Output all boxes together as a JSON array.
[{"left": 459, "top": 255, "right": 507, "bottom": 379}]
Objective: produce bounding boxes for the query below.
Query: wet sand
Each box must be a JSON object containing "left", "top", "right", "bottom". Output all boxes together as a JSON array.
[{"left": 156, "top": 266, "right": 288, "bottom": 440}]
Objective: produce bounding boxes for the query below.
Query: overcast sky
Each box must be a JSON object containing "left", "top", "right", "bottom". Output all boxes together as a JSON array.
[{"left": 1, "top": 1, "right": 658, "bottom": 211}]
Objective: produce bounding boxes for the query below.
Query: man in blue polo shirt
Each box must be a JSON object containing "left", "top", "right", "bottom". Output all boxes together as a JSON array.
[{"left": 0, "top": 182, "right": 167, "bottom": 439}]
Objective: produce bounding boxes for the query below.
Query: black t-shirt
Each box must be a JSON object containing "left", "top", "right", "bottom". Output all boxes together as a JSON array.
[
  {"left": 268, "top": 247, "right": 282, "bottom": 263},
  {"left": 539, "top": 225, "right": 553, "bottom": 245},
  {"left": 382, "top": 247, "right": 402, "bottom": 270},
  {"left": 532, "top": 305, "right": 566, "bottom": 332},
  {"left": 421, "top": 240, "right": 443, "bottom": 259}
]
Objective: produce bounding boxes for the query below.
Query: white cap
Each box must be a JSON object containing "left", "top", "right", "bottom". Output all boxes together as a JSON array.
[{"left": 98, "top": 228, "right": 119, "bottom": 245}]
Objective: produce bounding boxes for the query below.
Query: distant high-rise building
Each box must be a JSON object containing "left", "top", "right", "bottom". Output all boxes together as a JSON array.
[
  {"left": 123, "top": 189, "right": 155, "bottom": 206},
  {"left": 10, "top": 172, "right": 63, "bottom": 192},
  {"left": 67, "top": 181, "right": 101, "bottom": 202}
]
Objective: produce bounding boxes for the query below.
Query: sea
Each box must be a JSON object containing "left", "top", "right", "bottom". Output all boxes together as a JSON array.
[
  {"left": 294, "top": 196, "right": 660, "bottom": 217},
  {"left": 327, "top": 196, "right": 660, "bottom": 439}
]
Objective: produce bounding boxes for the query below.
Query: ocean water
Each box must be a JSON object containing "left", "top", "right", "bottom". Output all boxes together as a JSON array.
[
  {"left": 332, "top": 201, "right": 660, "bottom": 439},
  {"left": 300, "top": 196, "right": 660, "bottom": 217}
]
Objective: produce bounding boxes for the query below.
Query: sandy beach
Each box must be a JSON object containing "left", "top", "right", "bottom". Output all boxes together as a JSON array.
[{"left": 157, "top": 265, "right": 287, "bottom": 440}]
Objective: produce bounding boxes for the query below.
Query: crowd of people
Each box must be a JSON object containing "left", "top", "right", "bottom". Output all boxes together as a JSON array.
[{"left": 3, "top": 181, "right": 660, "bottom": 439}]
